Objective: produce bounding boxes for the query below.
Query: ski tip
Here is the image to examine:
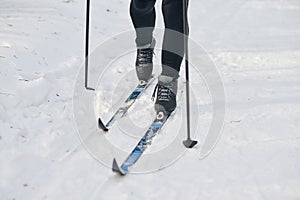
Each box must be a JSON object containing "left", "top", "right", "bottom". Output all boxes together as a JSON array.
[
  {"left": 183, "top": 139, "right": 198, "bottom": 148},
  {"left": 98, "top": 118, "right": 108, "bottom": 131},
  {"left": 112, "top": 158, "right": 126, "bottom": 176}
]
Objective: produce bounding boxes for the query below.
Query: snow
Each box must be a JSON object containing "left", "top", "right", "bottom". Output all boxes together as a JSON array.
[{"left": 0, "top": 0, "right": 300, "bottom": 199}]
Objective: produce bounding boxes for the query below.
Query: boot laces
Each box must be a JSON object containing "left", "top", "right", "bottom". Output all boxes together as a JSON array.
[
  {"left": 151, "top": 83, "right": 172, "bottom": 102},
  {"left": 137, "top": 48, "right": 154, "bottom": 65}
]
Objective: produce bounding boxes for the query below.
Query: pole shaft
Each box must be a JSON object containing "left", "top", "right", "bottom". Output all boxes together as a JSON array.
[
  {"left": 85, "top": 0, "right": 90, "bottom": 89},
  {"left": 183, "top": 0, "right": 191, "bottom": 140}
]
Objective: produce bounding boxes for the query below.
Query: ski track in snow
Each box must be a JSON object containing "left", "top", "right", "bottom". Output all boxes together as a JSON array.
[{"left": 0, "top": 0, "right": 300, "bottom": 200}]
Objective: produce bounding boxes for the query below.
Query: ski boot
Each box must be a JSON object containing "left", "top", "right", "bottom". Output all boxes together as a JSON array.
[
  {"left": 152, "top": 75, "right": 178, "bottom": 116},
  {"left": 135, "top": 39, "right": 155, "bottom": 83}
]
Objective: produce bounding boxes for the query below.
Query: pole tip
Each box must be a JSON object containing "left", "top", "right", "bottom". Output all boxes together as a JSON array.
[{"left": 183, "top": 139, "right": 198, "bottom": 148}]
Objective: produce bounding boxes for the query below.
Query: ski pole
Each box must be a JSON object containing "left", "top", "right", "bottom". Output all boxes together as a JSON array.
[
  {"left": 182, "top": 0, "right": 198, "bottom": 148},
  {"left": 85, "top": 0, "right": 95, "bottom": 91}
]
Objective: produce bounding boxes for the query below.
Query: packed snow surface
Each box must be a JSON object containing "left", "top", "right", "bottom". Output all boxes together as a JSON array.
[{"left": 0, "top": 0, "right": 299, "bottom": 199}]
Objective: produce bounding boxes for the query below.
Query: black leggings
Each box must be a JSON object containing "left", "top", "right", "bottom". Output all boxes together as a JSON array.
[{"left": 130, "top": 0, "right": 187, "bottom": 77}]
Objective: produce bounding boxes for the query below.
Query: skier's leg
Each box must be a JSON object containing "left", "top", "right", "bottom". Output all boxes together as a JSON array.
[
  {"left": 153, "top": 0, "right": 187, "bottom": 115},
  {"left": 130, "top": 0, "right": 157, "bottom": 82},
  {"left": 130, "top": 0, "right": 156, "bottom": 47},
  {"left": 161, "top": 0, "right": 186, "bottom": 78}
]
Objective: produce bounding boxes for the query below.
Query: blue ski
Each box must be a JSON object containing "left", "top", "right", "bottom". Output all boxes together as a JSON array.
[
  {"left": 98, "top": 76, "right": 155, "bottom": 131},
  {"left": 112, "top": 112, "right": 170, "bottom": 175}
]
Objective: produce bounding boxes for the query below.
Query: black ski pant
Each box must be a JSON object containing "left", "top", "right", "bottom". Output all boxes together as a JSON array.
[{"left": 130, "top": 0, "right": 187, "bottom": 77}]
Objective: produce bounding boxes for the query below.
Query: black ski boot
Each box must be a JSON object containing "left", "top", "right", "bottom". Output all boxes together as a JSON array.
[
  {"left": 135, "top": 40, "right": 155, "bottom": 83},
  {"left": 152, "top": 75, "right": 178, "bottom": 115}
]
